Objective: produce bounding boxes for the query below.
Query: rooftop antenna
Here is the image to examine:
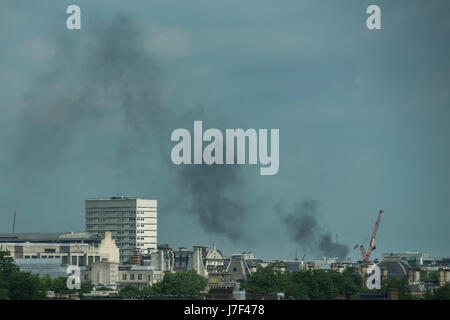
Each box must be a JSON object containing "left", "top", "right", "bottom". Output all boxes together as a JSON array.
[{"left": 12, "top": 212, "right": 16, "bottom": 233}]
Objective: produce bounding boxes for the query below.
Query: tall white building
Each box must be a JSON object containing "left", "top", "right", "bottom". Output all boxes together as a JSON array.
[{"left": 86, "top": 197, "right": 157, "bottom": 263}]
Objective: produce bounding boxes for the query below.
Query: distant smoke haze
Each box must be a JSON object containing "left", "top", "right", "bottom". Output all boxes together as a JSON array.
[
  {"left": 279, "top": 199, "right": 349, "bottom": 260},
  {"left": 14, "top": 16, "right": 164, "bottom": 169},
  {"left": 9, "top": 14, "right": 349, "bottom": 254},
  {"left": 12, "top": 15, "right": 252, "bottom": 242}
]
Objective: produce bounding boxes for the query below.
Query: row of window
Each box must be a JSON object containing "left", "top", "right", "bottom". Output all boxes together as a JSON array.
[
  {"left": 90, "top": 224, "right": 137, "bottom": 229},
  {"left": 86, "top": 221, "right": 156, "bottom": 226},
  {"left": 24, "top": 255, "right": 61, "bottom": 259},
  {"left": 116, "top": 242, "right": 151, "bottom": 247},
  {"left": 121, "top": 273, "right": 162, "bottom": 281},
  {"left": 115, "top": 236, "right": 152, "bottom": 241},
  {"left": 115, "top": 236, "right": 140, "bottom": 240},
  {"left": 86, "top": 209, "right": 156, "bottom": 214},
  {"left": 87, "top": 217, "right": 140, "bottom": 222},
  {"left": 87, "top": 209, "right": 137, "bottom": 213},
  {"left": 137, "top": 210, "right": 157, "bottom": 214},
  {"left": 23, "top": 255, "right": 101, "bottom": 264},
  {"left": 116, "top": 242, "right": 138, "bottom": 247},
  {"left": 87, "top": 223, "right": 157, "bottom": 227},
  {"left": 116, "top": 236, "right": 157, "bottom": 242},
  {"left": 115, "top": 231, "right": 157, "bottom": 235},
  {"left": 113, "top": 231, "right": 136, "bottom": 235},
  {"left": 122, "top": 273, "right": 146, "bottom": 281}
]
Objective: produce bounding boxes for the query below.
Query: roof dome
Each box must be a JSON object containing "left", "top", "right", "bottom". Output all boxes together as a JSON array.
[
  {"left": 206, "top": 242, "right": 224, "bottom": 260},
  {"left": 378, "top": 254, "right": 410, "bottom": 280}
]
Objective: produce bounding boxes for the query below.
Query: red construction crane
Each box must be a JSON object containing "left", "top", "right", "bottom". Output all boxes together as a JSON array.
[{"left": 358, "top": 210, "right": 384, "bottom": 262}]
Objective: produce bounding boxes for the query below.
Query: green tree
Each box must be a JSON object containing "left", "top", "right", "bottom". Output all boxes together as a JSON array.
[
  {"left": 421, "top": 270, "right": 439, "bottom": 282},
  {"left": 40, "top": 275, "right": 93, "bottom": 298},
  {"left": 0, "top": 278, "right": 9, "bottom": 300},
  {"left": 423, "top": 288, "right": 434, "bottom": 300},
  {"left": 0, "top": 250, "right": 19, "bottom": 276},
  {"left": 79, "top": 283, "right": 94, "bottom": 299},
  {"left": 49, "top": 276, "right": 72, "bottom": 294},
  {"left": 0, "top": 250, "right": 95, "bottom": 300},
  {"left": 150, "top": 270, "right": 207, "bottom": 296},
  {"left": 331, "top": 268, "right": 362, "bottom": 299},
  {"left": 7, "top": 271, "right": 45, "bottom": 300},
  {"left": 433, "top": 283, "right": 450, "bottom": 300},
  {"left": 283, "top": 271, "right": 309, "bottom": 299},
  {"left": 39, "top": 274, "right": 53, "bottom": 293},
  {"left": 119, "top": 285, "right": 142, "bottom": 297},
  {"left": 305, "top": 270, "right": 337, "bottom": 299},
  {"left": 0, "top": 250, "right": 46, "bottom": 300},
  {"left": 243, "top": 264, "right": 288, "bottom": 292},
  {"left": 0, "top": 251, "right": 14, "bottom": 299},
  {"left": 381, "top": 278, "right": 413, "bottom": 300},
  {"left": 243, "top": 265, "right": 364, "bottom": 300},
  {"left": 96, "top": 286, "right": 113, "bottom": 291}
]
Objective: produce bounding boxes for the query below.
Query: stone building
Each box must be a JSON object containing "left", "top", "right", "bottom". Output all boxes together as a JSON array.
[{"left": 0, "top": 231, "right": 119, "bottom": 267}]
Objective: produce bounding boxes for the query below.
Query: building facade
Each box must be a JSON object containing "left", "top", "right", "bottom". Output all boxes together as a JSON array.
[
  {"left": 0, "top": 231, "right": 119, "bottom": 267},
  {"left": 118, "top": 265, "right": 164, "bottom": 289},
  {"left": 85, "top": 197, "right": 157, "bottom": 263},
  {"left": 381, "top": 252, "right": 428, "bottom": 266}
]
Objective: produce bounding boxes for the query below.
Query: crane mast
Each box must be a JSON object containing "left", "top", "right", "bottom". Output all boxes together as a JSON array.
[{"left": 360, "top": 210, "right": 383, "bottom": 262}]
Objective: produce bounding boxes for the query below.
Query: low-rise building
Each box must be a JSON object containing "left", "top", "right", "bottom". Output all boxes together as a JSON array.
[
  {"left": 0, "top": 231, "right": 119, "bottom": 267},
  {"left": 438, "top": 268, "right": 450, "bottom": 287},
  {"left": 226, "top": 254, "right": 252, "bottom": 283},
  {"left": 381, "top": 252, "right": 428, "bottom": 266},
  {"left": 91, "top": 261, "right": 119, "bottom": 288},
  {"left": 117, "top": 265, "right": 164, "bottom": 289}
]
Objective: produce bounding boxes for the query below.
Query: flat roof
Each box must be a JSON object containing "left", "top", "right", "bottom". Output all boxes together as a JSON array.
[
  {"left": 0, "top": 232, "right": 101, "bottom": 243},
  {"left": 87, "top": 196, "right": 138, "bottom": 200}
]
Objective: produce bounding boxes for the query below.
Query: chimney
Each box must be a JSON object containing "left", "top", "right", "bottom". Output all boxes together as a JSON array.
[
  {"left": 159, "top": 250, "right": 164, "bottom": 271},
  {"left": 408, "top": 269, "right": 414, "bottom": 284},
  {"left": 439, "top": 268, "right": 445, "bottom": 287},
  {"left": 131, "top": 249, "right": 141, "bottom": 266},
  {"left": 361, "top": 264, "right": 368, "bottom": 276},
  {"left": 360, "top": 264, "right": 370, "bottom": 288},
  {"left": 382, "top": 268, "right": 388, "bottom": 280},
  {"left": 387, "top": 287, "right": 399, "bottom": 300},
  {"left": 415, "top": 270, "right": 420, "bottom": 283},
  {"left": 192, "top": 246, "right": 206, "bottom": 276}
]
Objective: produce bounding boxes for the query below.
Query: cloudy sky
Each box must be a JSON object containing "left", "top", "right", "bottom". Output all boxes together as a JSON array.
[{"left": 1, "top": 0, "right": 449, "bottom": 261}]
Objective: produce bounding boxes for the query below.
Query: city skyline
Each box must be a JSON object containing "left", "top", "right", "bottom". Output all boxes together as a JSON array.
[{"left": 0, "top": 196, "right": 440, "bottom": 263}]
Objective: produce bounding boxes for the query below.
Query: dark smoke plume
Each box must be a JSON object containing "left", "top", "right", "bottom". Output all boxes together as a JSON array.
[
  {"left": 176, "top": 162, "right": 249, "bottom": 241},
  {"left": 279, "top": 199, "right": 349, "bottom": 260},
  {"left": 13, "top": 15, "right": 251, "bottom": 241},
  {"left": 15, "top": 16, "right": 164, "bottom": 169},
  {"left": 318, "top": 234, "right": 349, "bottom": 259},
  {"left": 166, "top": 107, "right": 251, "bottom": 241}
]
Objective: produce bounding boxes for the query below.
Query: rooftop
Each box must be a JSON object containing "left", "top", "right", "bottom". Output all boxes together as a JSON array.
[
  {"left": 87, "top": 196, "right": 137, "bottom": 201},
  {"left": 0, "top": 232, "right": 101, "bottom": 243}
]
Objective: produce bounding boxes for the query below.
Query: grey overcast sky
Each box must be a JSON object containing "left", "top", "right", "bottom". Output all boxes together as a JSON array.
[{"left": 0, "top": 0, "right": 449, "bottom": 261}]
